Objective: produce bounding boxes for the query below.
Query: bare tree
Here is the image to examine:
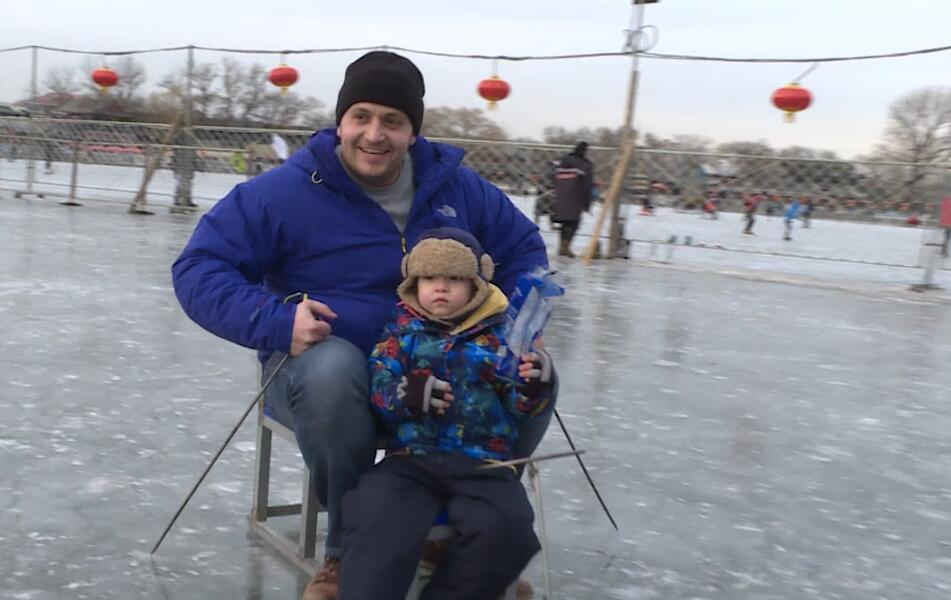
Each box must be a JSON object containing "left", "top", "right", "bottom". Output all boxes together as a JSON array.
[
  {"left": 716, "top": 140, "right": 775, "bottom": 156},
  {"left": 155, "top": 62, "right": 217, "bottom": 121},
  {"left": 144, "top": 89, "right": 182, "bottom": 122},
  {"left": 191, "top": 63, "right": 218, "bottom": 119},
  {"left": 875, "top": 87, "right": 951, "bottom": 163},
  {"left": 259, "top": 93, "right": 329, "bottom": 127},
  {"left": 541, "top": 126, "right": 572, "bottom": 145},
  {"left": 211, "top": 59, "right": 273, "bottom": 125},
  {"left": 236, "top": 64, "right": 268, "bottom": 125},
  {"left": 423, "top": 107, "right": 507, "bottom": 140},
  {"left": 157, "top": 71, "right": 185, "bottom": 100},
  {"left": 296, "top": 97, "right": 334, "bottom": 130},
  {"left": 590, "top": 126, "right": 625, "bottom": 147},
  {"left": 42, "top": 65, "right": 79, "bottom": 95},
  {"left": 216, "top": 57, "right": 243, "bottom": 122},
  {"left": 112, "top": 56, "right": 147, "bottom": 109},
  {"left": 544, "top": 125, "right": 625, "bottom": 147},
  {"left": 874, "top": 87, "right": 951, "bottom": 210},
  {"left": 205, "top": 59, "right": 324, "bottom": 126},
  {"left": 642, "top": 133, "right": 712, "bottom": 153}
]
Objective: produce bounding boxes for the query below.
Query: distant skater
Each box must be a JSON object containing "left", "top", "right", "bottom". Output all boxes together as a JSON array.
[
  {"left": 702, "top": 197, "right": 718, "bottom": 220},
  {"left": 43, "top": 141, "right": 55, "bottom": 174},
  {"left": 641, "top": 194, "right": 654, "bottom": 215},
  {"left": 783, "top": 199, "right": 801, "bottom": 241},
  {"left": 800, "top": 198, "right": 814, "bottom": 228},
  {"left": 742, "top": 195, "right": 757, "bottom": 235}
]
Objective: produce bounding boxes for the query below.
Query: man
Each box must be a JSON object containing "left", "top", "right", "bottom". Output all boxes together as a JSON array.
[
  {"left": 551, "top": 141, "right": 594, "bottom": 257},
  {"left": 171, "top": 51, "right": 554, "bottom": 600}
]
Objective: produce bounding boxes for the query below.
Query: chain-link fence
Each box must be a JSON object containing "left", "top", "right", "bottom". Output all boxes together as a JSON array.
[
  {"left": 0, "top": 115, "right": 312, "bottom": 209},
  {"left": 2, "top": 115, "right": 949, "bottom": 277},
  {"left": 3, "top": 114, "right": 947, "bottom": 216}
]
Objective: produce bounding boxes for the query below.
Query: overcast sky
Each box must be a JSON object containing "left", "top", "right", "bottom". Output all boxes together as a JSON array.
[{"left": 1, "top": 0, "right": 949, "bottom": 158}]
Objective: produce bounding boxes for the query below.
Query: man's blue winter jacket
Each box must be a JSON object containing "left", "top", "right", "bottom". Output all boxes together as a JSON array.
[{"left": 171, "top": 128, "right": 548, "bottom": 361}]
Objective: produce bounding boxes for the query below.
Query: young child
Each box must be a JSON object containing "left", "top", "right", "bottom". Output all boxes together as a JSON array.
[{"left": 337, "top": 227, "right": 555, "bottom": 600}]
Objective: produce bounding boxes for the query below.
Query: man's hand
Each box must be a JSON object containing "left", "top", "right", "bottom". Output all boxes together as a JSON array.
[{"left": 290, "top": 299, "right": 337, "bottom": 356}]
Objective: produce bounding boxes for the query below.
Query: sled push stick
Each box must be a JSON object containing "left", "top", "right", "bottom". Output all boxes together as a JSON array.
[
  {"left": 554, "top": 410, "right": 619, "bottom": 532},
  {"left": 151, "top": 354, "right": 290, "bottom": 555},
  {"left": 478, "top": 449, "right": 585, "bottom": 470}
]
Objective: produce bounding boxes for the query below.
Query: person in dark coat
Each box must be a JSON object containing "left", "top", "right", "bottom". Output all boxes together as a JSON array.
[{"left": 552, "top": 141, "right": 594, "bottom": 257}]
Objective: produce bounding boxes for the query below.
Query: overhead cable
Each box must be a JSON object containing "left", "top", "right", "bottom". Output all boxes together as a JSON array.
[{"left": 0, "top": 43, "right": 950, "bottom": 64}]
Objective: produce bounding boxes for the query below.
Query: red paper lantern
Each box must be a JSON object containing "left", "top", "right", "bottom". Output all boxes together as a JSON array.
[
  {"left": 91, "top": 66, "right": 119, "bottom": 94},
  {"left": 771, "top": 83, "right": 812, "bottom": 122},
  {"left": 477, "top": 75, "right": 510, "bottom": 110},
  {"left": 269, "top": 64, "right": 299, "bottom": 95}
]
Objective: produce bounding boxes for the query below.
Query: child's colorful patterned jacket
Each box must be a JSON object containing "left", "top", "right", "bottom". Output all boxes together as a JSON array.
[{"left": 369, "top": 284, "right": 552, "bottom": 461}]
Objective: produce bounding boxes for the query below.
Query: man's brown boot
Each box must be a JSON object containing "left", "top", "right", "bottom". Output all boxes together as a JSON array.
[{"left": 302, "top": 556, "right": 339, "bottom": 600}]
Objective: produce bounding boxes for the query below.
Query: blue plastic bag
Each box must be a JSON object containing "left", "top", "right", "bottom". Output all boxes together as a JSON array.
[{"left": 499, "top": 267, "right": 565, "bottom": 376}]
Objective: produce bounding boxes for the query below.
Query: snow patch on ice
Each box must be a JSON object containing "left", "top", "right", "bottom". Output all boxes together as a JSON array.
[
  {"left": 85, "top": 477, "right": 119, "bottom": 494},
  {"left": 234, "top": 440, "right": 257, "bottom": 453}
]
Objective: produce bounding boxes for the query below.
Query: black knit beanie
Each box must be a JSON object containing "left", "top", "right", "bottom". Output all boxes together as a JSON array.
[{"left": 335, "top": 51, "right": 426, "bottom": 134}]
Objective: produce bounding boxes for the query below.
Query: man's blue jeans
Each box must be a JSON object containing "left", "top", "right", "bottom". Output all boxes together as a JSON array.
[{"left": 262, "top": 336, "right": 557, "bottom": 559}]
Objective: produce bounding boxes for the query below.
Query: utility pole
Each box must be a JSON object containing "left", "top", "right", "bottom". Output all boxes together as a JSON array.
[
  {"left": 610, "top": 0, "right": 659, "bottom": 256},
  {"left": 586, "top": 0, "right": 659, "bottom": 261}
]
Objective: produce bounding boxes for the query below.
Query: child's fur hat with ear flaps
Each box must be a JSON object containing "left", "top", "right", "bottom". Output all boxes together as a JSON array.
[{"left": 397, "top": 227, "right": 495, "bottom": 322}]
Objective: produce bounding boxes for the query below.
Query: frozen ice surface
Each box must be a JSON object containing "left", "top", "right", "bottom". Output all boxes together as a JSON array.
[{"left": 1, "top": 193, "right": 950, "bottom": 599}]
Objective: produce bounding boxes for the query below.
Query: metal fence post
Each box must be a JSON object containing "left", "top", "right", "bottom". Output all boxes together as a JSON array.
[
  {"left": 26, "top": 46, "right": 38, "bottom": 195},
  {"left": 910, "top": 162, "right": 950, "bottom": 291},
  {"left": 60, "top": 140, "right": 81, "bottom": 206},
  {"left": 129, "top": 143, "right": 155, "bottom": 215},
  {"left": 172, "top": 45, "right": 197, "bottom": 211}
]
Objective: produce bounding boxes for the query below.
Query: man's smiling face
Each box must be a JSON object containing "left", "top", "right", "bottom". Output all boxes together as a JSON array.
[{"left": 337, "top": 102, "right": 416, "bottom": 188}]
